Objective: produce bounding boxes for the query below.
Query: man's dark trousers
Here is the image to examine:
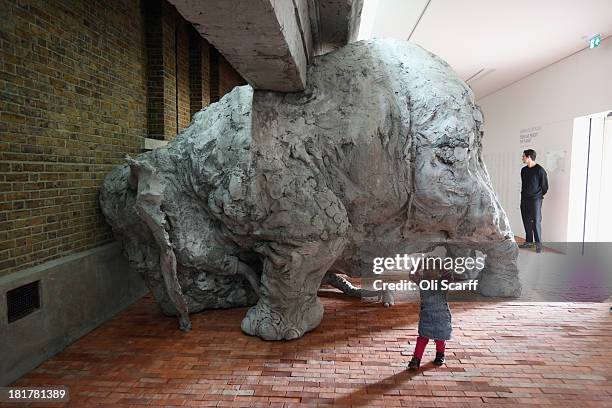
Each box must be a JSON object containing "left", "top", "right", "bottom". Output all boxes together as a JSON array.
[{"left": 520, "top": 198, "right": 542, "bottom": 243}]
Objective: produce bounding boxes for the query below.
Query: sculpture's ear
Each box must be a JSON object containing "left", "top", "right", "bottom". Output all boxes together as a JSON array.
[
  {"left": 126, "top": 155, "right": 138, "bottom": 190},
  {"left": 473, "top": 105, "right": 484, "bottom": 126}
]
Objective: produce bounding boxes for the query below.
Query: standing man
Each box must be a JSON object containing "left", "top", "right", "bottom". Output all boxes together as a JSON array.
[{"left": 519, "top": 149, "right": 548, "bottom": 253}]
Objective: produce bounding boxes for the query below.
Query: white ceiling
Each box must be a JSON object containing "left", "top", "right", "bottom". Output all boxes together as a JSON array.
[{"left": 358, "top": 0, "right": 612, "bottom": 99}]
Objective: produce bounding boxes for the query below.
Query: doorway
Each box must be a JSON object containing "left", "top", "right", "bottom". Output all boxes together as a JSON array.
[{"left": 567, "top": 110, "right": 612, "bottom": 247}]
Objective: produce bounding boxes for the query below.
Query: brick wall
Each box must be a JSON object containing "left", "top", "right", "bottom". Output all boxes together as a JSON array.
[
  {"left": 189, "top": 29, "right": 212, "bottom": 118},
  {"left": 0, "top": 0, "right": 147, "bottom": 276},
  {"left": 201, "top": 41, "right": 212, "bottom": 108},
  {"left": 209, "top": 47, "right": 220, "bottom": 103},
  {"left": 219, "top": 54, "right": 246, "bottom": 99},
  {"left": 144, "top": 0, "right": 164, "bottom": 140},
  {"left": 0, "top": 0, "right": 246, "bottom": 277},
  {"left": 161, "top": 0, "right": 177, "bottom": 139},
  {"left": 176, "top": 18, "right": 191, "bottom": 131}
]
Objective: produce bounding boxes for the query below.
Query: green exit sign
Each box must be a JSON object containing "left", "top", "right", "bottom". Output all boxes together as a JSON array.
[{"left": 590, "top": 34, "right": 601, "bottom": 49}]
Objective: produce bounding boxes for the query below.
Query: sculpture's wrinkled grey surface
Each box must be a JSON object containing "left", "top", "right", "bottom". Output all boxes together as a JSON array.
[{"left": 100, "top": 39, "right": 521, "bottom": 340}]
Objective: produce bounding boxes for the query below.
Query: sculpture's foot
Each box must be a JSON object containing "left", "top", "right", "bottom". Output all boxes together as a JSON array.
[
  {"left": 381, "top": 290, "right": 395, "bottom": 307},
  {"left": 241, "top": 236, "right": 346, "bottom": 341},
  {"left": 241, "top": 296, "right": 323, "bottom": 340},
  {"left": 179, "top": 315, "right": 192, "bottom": 332},
  {"left": 478, "top": 239, "right": 522, "bottom": 297},
  {"left": 479, "top": 272, "right": 522, "bottom": 297}
]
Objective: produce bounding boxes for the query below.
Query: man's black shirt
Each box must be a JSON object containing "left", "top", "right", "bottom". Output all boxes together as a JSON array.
[{"left": 521, "top": 163, "right": 548, "bottom": 200}]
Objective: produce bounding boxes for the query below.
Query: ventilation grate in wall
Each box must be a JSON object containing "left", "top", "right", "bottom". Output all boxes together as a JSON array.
[{"left": 7, "top": 281, "right": 40, "bottom": 323}]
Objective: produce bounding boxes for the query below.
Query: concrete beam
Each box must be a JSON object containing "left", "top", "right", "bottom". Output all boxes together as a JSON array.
[
  {"left": 309, "top": 0, "right": 364, "bottom": 55},
  {"left": 169, "top": 0, "right": 311, "bottom": 92},
  {"left": 169, "top": 0, "right": 363, "bottom": 92}
]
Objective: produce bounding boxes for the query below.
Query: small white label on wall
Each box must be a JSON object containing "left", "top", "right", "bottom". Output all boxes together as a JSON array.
[{"left": 519, "top": 126, "right": 541, "bottom": 145}]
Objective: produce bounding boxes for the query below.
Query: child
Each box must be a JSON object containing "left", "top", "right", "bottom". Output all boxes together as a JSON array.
[{"left": 408, "top": 267, "right": 452, "bottom": 370}]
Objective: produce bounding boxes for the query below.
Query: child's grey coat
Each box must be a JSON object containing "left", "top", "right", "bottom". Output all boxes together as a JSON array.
[{"left": 418, "top": 286, "right": 452, "bottom": 340}]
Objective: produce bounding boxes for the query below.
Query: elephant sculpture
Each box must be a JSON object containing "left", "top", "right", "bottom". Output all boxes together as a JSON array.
[{"left": 100, "top": 39, "right": 521, "bottom": 340}]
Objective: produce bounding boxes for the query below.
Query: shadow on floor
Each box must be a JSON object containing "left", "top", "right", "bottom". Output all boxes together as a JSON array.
[{"left": 331, "top": 364, "right": 437, "bottom": 407}]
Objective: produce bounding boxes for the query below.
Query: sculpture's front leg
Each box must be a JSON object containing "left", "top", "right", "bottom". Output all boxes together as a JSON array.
[
  {"left": 478, "top": 239, "right": 521, "bottom": 297},
  {"left": 240, "top": 238, "right": 346, "bottom": 340}
]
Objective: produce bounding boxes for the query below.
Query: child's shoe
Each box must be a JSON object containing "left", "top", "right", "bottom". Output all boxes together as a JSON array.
[
  {"left": 407, "top": 357, "right": 421, "bottom": 371},
  {"left": 433, "top": 352, "right": 445, "bottom": 366}
]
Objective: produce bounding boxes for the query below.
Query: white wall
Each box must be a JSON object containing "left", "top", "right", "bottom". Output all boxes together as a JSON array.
[{"left": 478, "top": 37, "right": 612, "bottom": 242}]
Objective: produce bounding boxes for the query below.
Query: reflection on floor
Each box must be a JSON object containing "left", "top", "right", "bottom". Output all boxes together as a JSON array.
[
  {"left": 9, "top": 291, "right": 612, "bottom": 407},
  {"left": 517, "top": 244, "right": 612, "bottom": 302}
]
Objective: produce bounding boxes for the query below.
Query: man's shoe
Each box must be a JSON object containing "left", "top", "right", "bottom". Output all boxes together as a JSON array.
[
  {"left": 408, "top": 357, "right": 421, "bottom": 371},
  {"left": 536, "top": 244, "right": 542, "bottom": 253},
  {"left": 518, "top": 242, "right": 534, "bottom": 249},
  {"left": 433, "top": 352, "right": 445, "bottom": 366}
]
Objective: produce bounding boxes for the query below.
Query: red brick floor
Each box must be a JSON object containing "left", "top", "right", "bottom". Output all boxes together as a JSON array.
[{"left": 6, "top": 290, "right": 612, "bottom": 407}]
